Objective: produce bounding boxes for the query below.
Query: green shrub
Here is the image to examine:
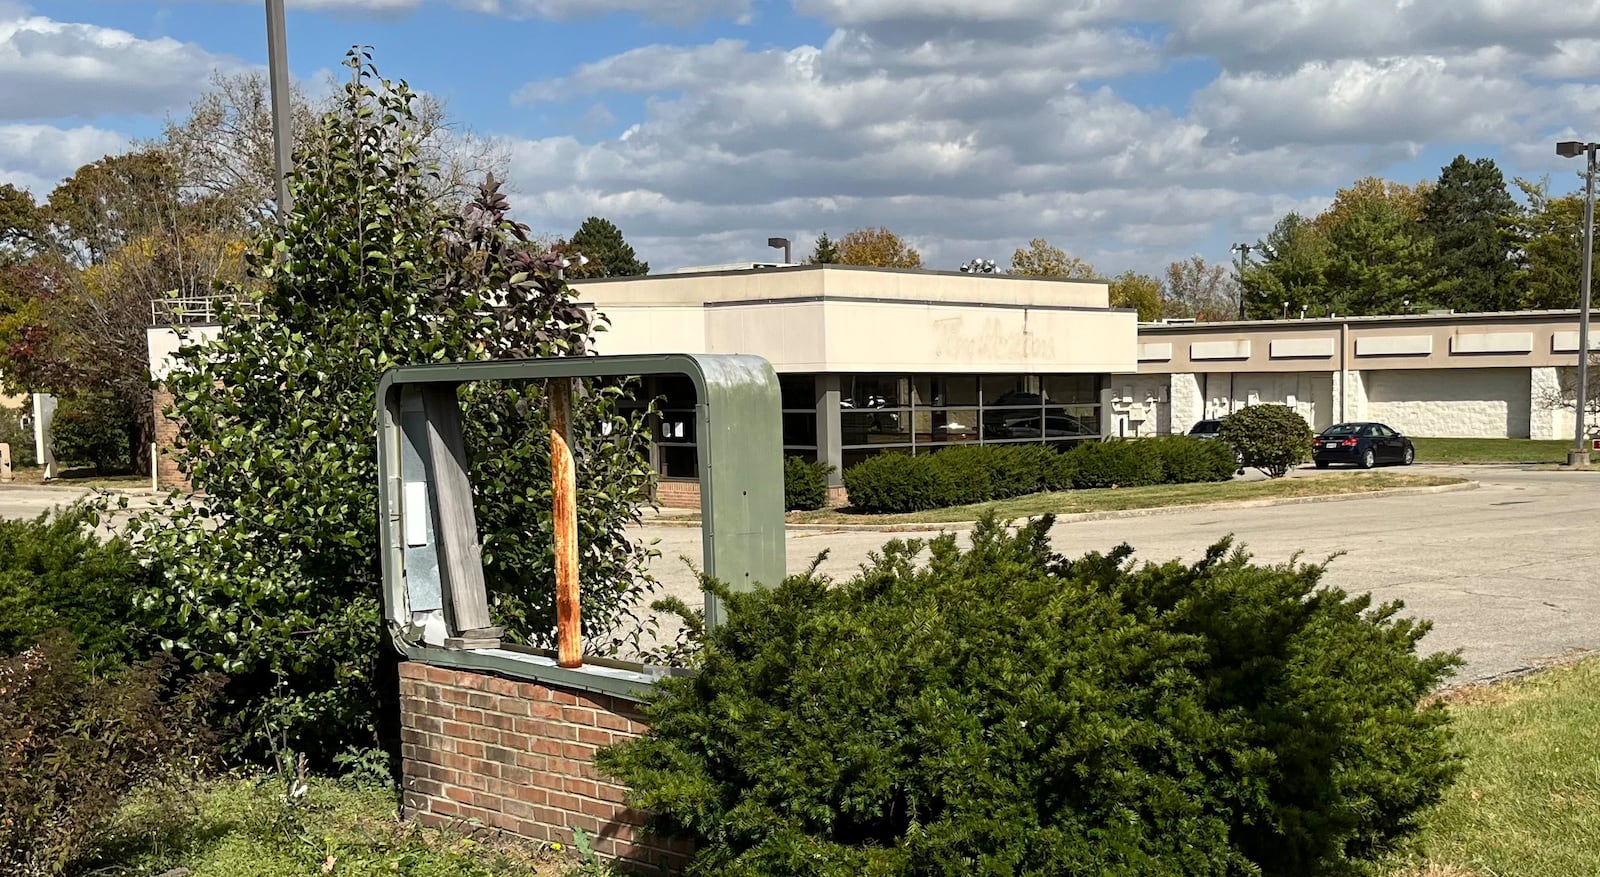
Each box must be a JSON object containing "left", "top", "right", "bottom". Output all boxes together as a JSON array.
[
  {"left": 1148, "top": 435, "right": 1239, "bottom": 484},
  {"left": 0, "top": 507, "right": 153, "bottom": 670},
  {"left": 989, "top": 444, "right": 1057, "bottom": 497},
  {"left": 783, "top": 456, "right": 834, "bottom": 511},
  {"left": 599, "top": 518, "right": 1460, "bottom": 877},
  {"left": 0, "top": 409, "right": 35, "bottom": 468},
  {"left": 1067, "top": 438, "right": 1163, "bottom": 488},
  {"left": 50, "top": 394, "right": 129, "bottom": 474},
  {"left": 0, "top": 634, "right": 218, "bottom": 876},
  {"left": 928, "top": 444, "right": 994, "bottom": 506},
  {"left": 841, "top": 452, "right": 940, "bottom": 513},
  {"left": 1219, "top": 404, "right": 1314, "bottom": 478}
]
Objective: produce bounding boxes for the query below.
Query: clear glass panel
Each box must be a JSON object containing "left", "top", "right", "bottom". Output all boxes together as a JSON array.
[
  {"left": 982, "top": 375, "right": 1042, "bottom": 408},
  {"left": 782, "top": 412, "right": 818, "bottom": 447},
  {"left": 654, "top": 375, "right": 697, "bottom": 407},
  {"left": 1043, "top": 374, "right": 1098, "bottom": 405},
  {"left": 843, "top": 375, "right": 908, "bottom": 409},
  {"left": 912, "top": 375, "right": 979, "bottom": 407},
  {"left": 911, "top": 407, "right": 981, "bottom": 444},
  {"left": 779, "top": 374, "right": 815, "bottom": 410},
  {"left": 661, "top": 445, "right": 699, "bottom": 478},
  {"left": 841, "top": 410, "right": 912, "bottom": 446}
]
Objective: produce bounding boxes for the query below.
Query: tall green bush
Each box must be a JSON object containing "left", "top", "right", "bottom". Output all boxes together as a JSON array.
[
  {"left": 841, "top": 452, "right": 940, "bottom": 513},
  {"left": 1067, "top": 438, "right": 1163, "bottom": 488},
  {"left": 121, "top": 52, "right": 658, "bottom": 759},
  {"left": 1219, "top": 404, "right": 1314, "bottom": 478},
  {"left": 0, "top": 409, "right": 35, "bottom": 468},
  {"left": 1147, "top": 435, "right": 1239, "bottom": 484},
  {"left": 599, "top": 518, "right": 1460, "bottom": 877},
  {"left": 50, "top": 393, "right": 129, "bottom": 474},
  {"left": 0, "top": 507, "right": 153, "bottom": 670},
  {"left": 783, "top": 456, "right": 833, "bottom": 511}
]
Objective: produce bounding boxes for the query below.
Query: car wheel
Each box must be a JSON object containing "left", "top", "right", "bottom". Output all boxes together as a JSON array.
[
  {"left": 1361, "top": 449, "right": 1376, "bottom": 469},
  {"left": 1403, "top": 444, "right": 1415, "bottom": 466},
  {"left": 1315, "top": 460, "right": 1330, "bottom": 469}
]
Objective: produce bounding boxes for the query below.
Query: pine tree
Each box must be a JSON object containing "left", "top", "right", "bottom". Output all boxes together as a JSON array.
[
  {"left": 808, "top": 232, "right": 840, "bottom": 264},
  {"left": 567, "top": 216, "right": 648, "bottom": 278},
  {"left": 1421, "top": 155, "right": 1520, "bottom": 312},
  {"left": 1243, "top": 212, "right": 1330, "bottom": 319}
]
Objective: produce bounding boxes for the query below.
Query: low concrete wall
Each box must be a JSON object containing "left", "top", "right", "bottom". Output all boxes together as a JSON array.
[{"left": 398, "top": 662, "right": 692, "bottom": 870}]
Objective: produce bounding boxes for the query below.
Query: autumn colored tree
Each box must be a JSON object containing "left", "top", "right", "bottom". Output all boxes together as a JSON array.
[
  {"left": 836, "top": 226, "right": 923, "bottom": 268},
  {"left": 1163, "top": 256, "right": 1236, "bottom": 321},
  {"left": 1008, "top": 238, "right": 1097, "bottom": 278},
  {"left": 1108, "top": 270, "right": 1163, "bottom": 321}
]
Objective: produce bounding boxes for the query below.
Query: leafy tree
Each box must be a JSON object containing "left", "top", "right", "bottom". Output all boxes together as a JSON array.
[
  {"left": 1108, "top": 270, "right": 1163, "bottom": 321},
  {"left": 807, "top": 231, "right": 841, "bottom": 264},
  {"left": 836, "top": 226, "right": 923, "bottom": 268},
  {"left": 0, "top": 184, "right": 47, "bottom": 261},
  {"left": 123, "top": 52, "right": 659, "bottom": 760},
  {"left": 1515, "top": 176, "right": 1592, "bottom": 310},
  {"left": 1163, "top": 255, "right": 1236, "bottom": 321},
  {"left": 601, "top": 517, "right": 1459, "bottom": 876},
  {"left": 1243, "top": 212, "right": 1330, "bottom": 319},
  {"left": 1421, "top": 155, "right": 1521, "bottom": 312},
  {"left": 46, "top": 151, "right": 188, "bottom": 268},
  {"left": 1218, "top": 404, "right": 1313, "bottom": 478},
  {"left": 566, "top": 216, "right": 648, "bottom": 278},
  {"left": 1311, "top": 177, "right": 1440, "bottom": 315},
  {"left": 1007, "top": 238, "right": 1096, "bottom": 278}
]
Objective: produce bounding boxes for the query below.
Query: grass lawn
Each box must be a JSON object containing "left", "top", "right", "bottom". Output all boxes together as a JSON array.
[
  {"left": 1391, "top": 659, "right": 1600, "bottom": 876},
  {"left": 1411, "top": 437, "right": 1574, "bottom": 465},
  {"left": 787, "top": 472, "right": 1466, "bottom": 525},
  {"left": 91, "top": 776, "right": 608, "bottom": 877}
]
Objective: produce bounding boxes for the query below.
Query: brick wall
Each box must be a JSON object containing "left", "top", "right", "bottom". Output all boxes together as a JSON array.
[
  {"left": 654, "top": 479, "right": 701, "bottom": 510},
  {"left": 398, "top": 662, "right": 691, "bottom": 871},
  {"left": 151, "top": 384, "right": 190, "bottom": 491}
]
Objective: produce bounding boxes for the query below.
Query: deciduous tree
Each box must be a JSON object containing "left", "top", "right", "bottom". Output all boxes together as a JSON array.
[
  {"left": 1163, "top": 256, "right": 1236, "bottom": 321},
  {"left": 1008, "top": 238, "right": 1096, "bottom": 278},
  {"left": 1515, "top": 176, "right": 1591, "bottom": 310},
  {"left": 1242, "top": 213, "right": 1330, "bottom": 319},
  {"left": 1108, "top": 270, "right": 1163, "bottom": 321},
  {"left": 836, "top": 226, "right": 923, "bottom": 268}
]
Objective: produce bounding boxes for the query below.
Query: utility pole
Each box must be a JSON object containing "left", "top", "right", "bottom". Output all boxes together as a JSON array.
[
  {"left": 1558, "top": 140, "right": 1597, "bottom": 467},
  {"left": 265, "top": 0, "right": 293, "bottom": 218},
  {"left": 1230, "top": 243, "right": 1254, "bottom": 320}
]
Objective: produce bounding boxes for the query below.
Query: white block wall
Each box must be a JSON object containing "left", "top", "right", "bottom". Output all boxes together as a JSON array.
[
  {"left": 1364, "top": 367, "right": 1531, "bottom": 438},
  {"left": 1170, "top": 373, "right": 1204, "bottom": 435},
  {"left": 1530, "top": 367, "right": 1561, "bottom": 440}
]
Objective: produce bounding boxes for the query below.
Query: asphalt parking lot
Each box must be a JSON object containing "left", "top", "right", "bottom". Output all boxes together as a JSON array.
[
  {"left": 638, "top": 465, "right": 1600, "bottom": 683},
  {"left": 3, "top": 465, "right": 1595, "bottom": 682}
]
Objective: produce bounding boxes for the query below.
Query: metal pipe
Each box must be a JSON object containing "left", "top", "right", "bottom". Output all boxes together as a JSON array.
[
  {"left": 1573, "top": 146, "right": 1595, "bottom": 466},
  {"left": 265, "top": 0, "right": 293, "bottom": 218}
]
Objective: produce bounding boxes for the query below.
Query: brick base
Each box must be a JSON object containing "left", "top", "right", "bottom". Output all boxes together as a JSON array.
[
  {"left": 654, "top": 479, "right": 701, "bottom": 510},
  {"left": 151, "top": 384, "right": 190, "bottom": 492},
  {"left": 398, "top": 662, "right": 691, "bottom": 871}
]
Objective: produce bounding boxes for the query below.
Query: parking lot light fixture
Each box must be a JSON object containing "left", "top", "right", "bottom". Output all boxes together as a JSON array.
[{"left": 1557, "top": 140, "right": 1597, "bottom": 467}]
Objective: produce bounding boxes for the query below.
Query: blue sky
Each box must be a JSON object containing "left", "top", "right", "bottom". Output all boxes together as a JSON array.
[{"left": 4, "top": 0, "right": 1599, "bottom": 274}]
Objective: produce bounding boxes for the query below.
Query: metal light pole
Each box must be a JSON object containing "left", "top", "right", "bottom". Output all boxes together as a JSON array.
[
  {"left": 265, "top": 0, "right": 293, "bottom": 218},
  {"left": 1557, "top": 140, "right": 1597, "bottom": 467},
  {"left": 767, "top": 237, "right": 791, "bottom": 265},
  {"left": 1231, "top": 242, "right": 1254, "bottom": 320}
]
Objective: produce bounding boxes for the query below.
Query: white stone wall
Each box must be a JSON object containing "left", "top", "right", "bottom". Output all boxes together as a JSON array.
[
  {"left": 1170, "top": 373, "right": 1204, "bottom": 434},
  {"left": 1364, "top": 367, "right": 1531, "bottom": 437},
  {"left": 1190, "top": 371, "right": 1332, "bottom": 429},
  {"left": 1530, "top": 367, "right": 1562, "bottom": 440},
  {"left": 1108, "top": 375, "right": 1172, "bottom": 437}
]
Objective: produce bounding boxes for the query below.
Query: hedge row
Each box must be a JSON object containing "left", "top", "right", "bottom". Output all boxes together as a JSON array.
[{"left": 843, "top": 437, "right": 1238, "bottom": 513}]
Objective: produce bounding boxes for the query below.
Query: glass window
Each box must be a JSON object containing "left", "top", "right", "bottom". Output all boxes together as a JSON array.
[
  {"left": 842, "top": 375, "right": 908, "bottom": 410},
  {"left": 782, "top": 412, "right": 818, "bottom": 447},
  {"left": 654, "top": 375, "right": 697, "bottom": 407},
  {"left": 779, "top": 374, "right": 815, "bottom": 410},
  {"left": 912, "top": 407, "right": 980, "bottom": 444},
  {"left": 661, "top": 446, "right": 698, "bottom": 478},
  {"left": 912, "top": 375, "right": 979, "bottom": 407},
  {"left": 1043, "top": 375, "right": 1098, "bottom": 405},
  {"left": 841, "top": 410, "right": 912, "bottom": 446},
  {"left": 983, "top": 375, "right": 1042, "bottom": 408}
]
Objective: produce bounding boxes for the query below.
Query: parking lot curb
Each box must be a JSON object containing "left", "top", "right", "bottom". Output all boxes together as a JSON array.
[{"left": 634, "top": 479, "right": 1481, "bottom": 533}]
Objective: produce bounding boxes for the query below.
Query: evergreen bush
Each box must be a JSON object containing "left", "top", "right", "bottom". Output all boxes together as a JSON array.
[
  {"left": 1148, "top": 436, "right": 1239, "bottom": 484},
  {"left": 841, "top": 452, "right": 940, "bottom": 513},
  {"left": 1067, "top": 439, "right": 1164, "bottom": 488},
  {"left": 0, "top": 409, "right": 35, "bottom": 468},
  {"left": 600, "top": 518, "right": 1460, "bottom": 877},
  {"left": 783, "top": 456, "right": 833, "bottom": 511}
]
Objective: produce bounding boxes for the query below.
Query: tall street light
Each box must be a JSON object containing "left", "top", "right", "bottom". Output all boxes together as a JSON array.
[
  {"left": 1557, "top": 139, "right": 1597, "bottom": 467},
  {"left": 1230, "top": 242, "right": 1254, "bottom": 320},
  {"left": 767, "top": 237, "right": 791, "bottom": 265},
  {"left": 265, "top": 0, "right": 293, "bottom": 218}
]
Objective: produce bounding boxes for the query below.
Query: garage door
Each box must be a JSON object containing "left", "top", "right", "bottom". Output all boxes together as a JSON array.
[{"left": 1364, "top": 368, "right": 1530, "bottom": 438}]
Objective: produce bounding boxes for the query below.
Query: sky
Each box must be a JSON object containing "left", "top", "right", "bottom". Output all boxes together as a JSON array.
[{"left": 3, "top": 0, "right": 1599, "bottom": 275}]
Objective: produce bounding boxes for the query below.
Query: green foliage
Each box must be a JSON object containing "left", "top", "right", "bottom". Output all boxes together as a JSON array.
[
  {"left": 1219, "top": 404, "right": 1313, "bottom": 478},
  {"left": 1108, "top": 269, "right": 1164, "bottom": 321},
  {"left": 1422, "top": 155, "right": 1521, "bottom": 313},
  {"left": 1515, "top": 177, "right": 1592, "bottom": 310},
  {"left": 841, "top": 452, "right": 940, "bottom": 513},
  {"left": 842, "top": 444, "right": 1078, "bottom": 513},
  {"left": 599, "top": 518, "right": 1460, "bottom": 877},
  {"left": 783, "top": 455, "right": 833, "bottom": 511},
  {"left": 1144, "top": 435, "right": 1240, "bottom": 484},
  {"left": 0, "top": 634, "right": 218, "bottom": 877},
  {"left": 0, "top": 406, "right": 35, "bottom": 467},
  {"left": 49, "top": 392, "right": 130, "bottom": 473},
  {"left": 122, "top": 52, "right": 658, "bottom": 760},
  {"left": 1067, "top": 438, "right": 1164, "bottom": 488},
  {"left": 1243, "top": 212, "right": 1330, "bottom": 319},
  {"left": 0, "top": 507, "right": 154, "bottom": 669},
  {"left": 567, "top": 216, "right": 648, "bottom": 277},
  {"left": 807, "top": 232, "right": 841, "bottom": 264}
]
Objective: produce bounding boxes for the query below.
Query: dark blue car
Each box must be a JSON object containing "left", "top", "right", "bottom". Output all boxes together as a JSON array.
[{"left": 1313, "top": 422, "right": 1416, "bottom": 469}]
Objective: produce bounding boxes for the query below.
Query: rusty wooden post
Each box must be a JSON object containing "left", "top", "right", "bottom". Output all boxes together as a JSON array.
[{"left": 549, "top": 378, "right": 582, "bottom": 668}]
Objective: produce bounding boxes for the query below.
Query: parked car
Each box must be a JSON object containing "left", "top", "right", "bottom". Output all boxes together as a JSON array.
[
  {"left": 1313, "top": 422, "right": 1416, "bottom": 469},
  {"left": 1188, "top": 418, "right": 1245, "bottom": 466}
]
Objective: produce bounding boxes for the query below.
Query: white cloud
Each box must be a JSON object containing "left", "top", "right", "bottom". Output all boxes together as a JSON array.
[
  {"left": 0, "top": 122, "right": 128, "bottom": 194},
  {"left": 0, "top": 13, "right": 239, "bottom": 120},
  {"left": 456, "top": 0, "right": 748, "bottom": 23}
]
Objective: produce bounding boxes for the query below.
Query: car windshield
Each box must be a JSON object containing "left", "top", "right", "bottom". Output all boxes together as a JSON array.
[
  {"left": 1191, "top": 421, "right": 1221, "bottom": 434},
  {"left": 1322, "top": 423, "right": 1362, "bottom": 436}
]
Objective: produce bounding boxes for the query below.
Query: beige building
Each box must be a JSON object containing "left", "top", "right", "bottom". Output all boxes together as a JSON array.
[
  {"left": 1120, "top": 310, "right": 1594, "bottom": 441},
  {"left": 575, "top": 265, "right": 1138, "bottom": 504}
]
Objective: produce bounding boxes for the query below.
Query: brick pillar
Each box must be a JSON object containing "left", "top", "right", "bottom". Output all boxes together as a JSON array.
[{"left": 151, "top": 384, "right": 190, "bottom": 491}]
